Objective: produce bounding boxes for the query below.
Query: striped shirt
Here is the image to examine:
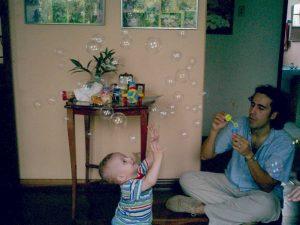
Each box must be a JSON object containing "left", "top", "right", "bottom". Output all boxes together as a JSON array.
[{"left": 112, "top": 160, "right": 153, "bottom": 225}]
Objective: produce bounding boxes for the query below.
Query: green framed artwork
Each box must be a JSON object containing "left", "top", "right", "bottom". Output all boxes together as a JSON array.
[
  {"left": 121, "top": 0, "right": 198, "bottom": 29},
  {"left": 24, "top": 0, "right": 105, "bottom": 25}
]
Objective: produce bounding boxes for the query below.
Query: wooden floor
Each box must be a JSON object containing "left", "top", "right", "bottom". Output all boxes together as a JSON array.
[{"left": 18, "top": 182, "right": 208, "bottom": 225}]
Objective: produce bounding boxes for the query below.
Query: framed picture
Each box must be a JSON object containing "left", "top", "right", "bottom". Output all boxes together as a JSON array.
[
  {"left": 206, "top": 0, "right": 234, "bottom": 35},
  {"left": 136, "top": 83, "right": 145, "bottom": 97},
  {"left": 24, "top": 0, "right": 105, "bottom": 25},
  {"left": 121, "top": 0, "right": 198, "bottom": 29}
]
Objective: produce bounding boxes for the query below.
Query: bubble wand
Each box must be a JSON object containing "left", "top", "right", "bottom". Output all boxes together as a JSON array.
[{"left": 225, "top": 114, "right": 238, "bottom": 134}]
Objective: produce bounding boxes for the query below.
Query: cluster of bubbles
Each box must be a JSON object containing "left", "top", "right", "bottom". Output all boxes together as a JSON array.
[
  {"left": 86, "top": 34, "right": 105, "bottom": 55},
  {"left": 120, "top": 30, "right": 133, "bottom": 49},
  {"left": 292, "top": 139, "right": 299, "bottom": 145},
  {"left": 53, "top": 48, "right": 68, "bottom": 70},
  {"left": 33, "top": 96, "right": 58, "bottom": 110},
  {"left": 265, "top": 157, "right": 283, "bottom": 179}
]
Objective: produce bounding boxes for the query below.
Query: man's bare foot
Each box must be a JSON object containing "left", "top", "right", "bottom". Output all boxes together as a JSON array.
[{"left": 166, "top": 195, "right": 205, "bottom": 215}]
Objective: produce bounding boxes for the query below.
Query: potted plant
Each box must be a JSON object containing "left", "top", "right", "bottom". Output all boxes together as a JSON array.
[{"left": 69, "top": 47, "right": 118, "bottom": 85}]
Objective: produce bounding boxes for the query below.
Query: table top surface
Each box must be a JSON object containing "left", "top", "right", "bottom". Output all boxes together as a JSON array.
[{"left": 64, "top": 101, "right": 154, "bottom": 110}]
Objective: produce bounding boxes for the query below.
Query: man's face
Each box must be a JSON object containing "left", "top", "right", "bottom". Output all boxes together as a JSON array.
[
  {"left": 248, "top": 93, "right": 277, "bottom": 130},
  {"left": 108, "top": 152, "right": 138, "bottom": 182}
]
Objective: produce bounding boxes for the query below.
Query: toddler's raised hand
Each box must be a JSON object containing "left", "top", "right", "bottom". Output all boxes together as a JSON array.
[{"left": 148, "top": 124, "right": 159, "bottom": 143}]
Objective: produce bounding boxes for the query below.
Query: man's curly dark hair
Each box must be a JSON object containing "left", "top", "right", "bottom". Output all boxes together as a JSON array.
[{"left": 248, "top": 85, "right": 290, "bottom": 130}]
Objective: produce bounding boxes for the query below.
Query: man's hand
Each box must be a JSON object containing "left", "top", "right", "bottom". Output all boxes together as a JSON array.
[
  {"left": 287, "top": 185, "right": 300, "bottom": 202},
  {"left": 211, "top": 112, "right": 228, "bottom": 132},
  {"left": 232, "top": 133, "right": 253, "bottom": 158}
]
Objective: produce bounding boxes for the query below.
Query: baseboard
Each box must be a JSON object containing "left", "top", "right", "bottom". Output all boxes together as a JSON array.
[{"left": 20, "top": 178, "right": 180, "bottom": 190}]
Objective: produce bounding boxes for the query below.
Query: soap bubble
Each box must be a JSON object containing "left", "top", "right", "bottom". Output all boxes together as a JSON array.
[
  {"left": 265, "top": 157, "right": 283, "bottom": 179},
  {"left": 173, "top": 91, "right": 184, "bottom": 102},
  {"left": 177, "top": 30, "right": 187, "bottom": 38},
  {"left": 87, "top": 131, "right": 93, "bottom": 136},
  {"left": 121, "top": 30, "right": 129, "bottom": 36},
  {"left": 145, "top": 37, "right": 161, "bottom": 54},
  {"left": 33, "top": 100, "right": 42, "bottom": 109},
  {"left": 175, "top": 69, "right": 189, "bottom": 83},
  {"left": 164, "top": 75, "right": 176, "bottom": 87},
  {"left": 186, "top": 64, "right": 193, "bottom": 71},
  {"left": 110, "top": 112, "right": 127, "bottom": 128},
  {"left": 64, "top": 116, "right": 69, "bottom": 121},
  {"left": 91, "top": 34, "right": 105, "bottom": 45},
  {"left": 86, "top": 40, "right": 101, "bottom": 55},
  {"left": 53, "top": 48, "right": 66, "bottom": 57},
  {"left": 189, "top": 57, "right": 196, "bottom": 65},
  {"left": 150, "top": 104, "right": 159, "bottom": 113},
  {"left": 179, "top": 130, "right": 189, "bottom": 139},
  {"left": 191, "top": 105, "right": 199, "bottom": 113},
  {"left": 120, "top": 35, "right": 132, "bottom": 49},
  {"left": 171, "top": 50, "right": 182, "bottom": 61},
  {"left": 190, "top": 80, "right": 199, "bottom": 87},
  {"left": 168, "top": 104, "right": 176, "bottom": 116},
  {"left": 100, "top": 106, "right": 114, "bottom": 119},
  {"left": 193, "top": 119, "right": 201, "bottom": 128},
  {"left": 184, "top": 105, "right": 191, "bottom": 111},
  {"left": 159, "top": 110, "right": 168, "bottom": 119},
  {"left": 47, "top": 97, "right": 57, "bottom": 105},
  {"left": 129, "top": 134, "right": 137, "bottom": 143}
]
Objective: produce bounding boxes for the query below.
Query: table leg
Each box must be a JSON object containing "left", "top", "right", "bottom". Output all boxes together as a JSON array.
[
  {"left": 67, "top": 109, "right": 77, "bottom": 220},
  {"left": 84, "top": 115, "right": 91, "bottom": 183},
  {"left": 140, "top": 109, "right": 149, "bottom": 161}
]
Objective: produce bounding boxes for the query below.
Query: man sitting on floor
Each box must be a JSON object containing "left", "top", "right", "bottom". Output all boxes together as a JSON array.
[{"left": 166, "top": 85, "right": 295, "bottom": 225}]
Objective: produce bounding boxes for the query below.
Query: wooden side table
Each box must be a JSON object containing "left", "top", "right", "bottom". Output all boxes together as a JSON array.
[{"left": 64, "top": 102, "right": 153, "bottom": 219}]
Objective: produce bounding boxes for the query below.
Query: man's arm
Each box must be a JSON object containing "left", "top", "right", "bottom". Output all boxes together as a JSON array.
[
  {"left": 246, "top": 155, "right": 279, "bottom": 192},
  {"left": 232, "top": 134, "right": 279, "bottom": 192},
  {"left": 201, "top": 112, "right": 228, "bottom": 160},
  {"left": 141, "top": 142, "right": 163, "bottom": 191}
]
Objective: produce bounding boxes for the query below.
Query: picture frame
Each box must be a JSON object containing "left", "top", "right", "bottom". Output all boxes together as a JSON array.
[
  {"left": 206, "top": 0, "right": 234, "bottom": 35},
  {"left": 24, "top": 0, "right": 105, "bottom": 25},
  {"left": 121, "top": 0, "right": 198, "bottom": 30},
  {"left": 136, "top": 83, "right": 145, "bottom": 97}
]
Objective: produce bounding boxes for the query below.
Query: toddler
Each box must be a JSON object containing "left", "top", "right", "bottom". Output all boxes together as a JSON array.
[{"left": 99, "top": 125, "right": 163, "bottom": 225}]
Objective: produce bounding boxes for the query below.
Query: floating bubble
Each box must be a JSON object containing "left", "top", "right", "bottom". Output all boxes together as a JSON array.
[
  {"left": 186, "top": 65, "right": 193, "bottom": 71},
  {"left": 185, "top": 105, "right": 191, "bottom": 111},
  {"left": 168, "top": 104, "right": 176, "bottom": 116},
  {"left": 91, "top": 34, "right": 105, "bottom": 45},
  {"left": 33, "top": 100, "right": 42, "bottom": 109},
  {"left": 198, "top": 104, "right": 202, "bottom": 110},
  {"left": 87, "top": 131, "right": 93, "bottom": 136},
  {"left": 164, "top": 75, "right": 176, "bottom": 87},
  {"left": 120, "top": 36, "right": 132, "bottom": 49},
  {"left": 191, "top": 105, "right": 199, "bottom": 113},
  {"left": 110, "top": 112, "right": 127, "bottom": 128},
  {"left": 53, "top": 48, "right": 66, "bottom": 56},
  {"left": 265, "top": 157, "right": 283, "bottom": 179},
  {"left": 177, "top": 30, "right": 187, "bottom": 38},
  {"left": 100, "top": 106, "right": 114, "bottom": 119},
  {"left": 150, "top": 104, "right": 159, "bottom": 113},
  {"left": 175, "top": 69, "right": 189, "bottom": 83},
  {"left": 159, "top": 110, "right": 168, "bottom": 119},
  {"left": 129, "top": 134, "right": 137, "bottom": 143},
  {"left": 47, "top": 97, "right": 57, "bottom": 105},
  {"left": 189, "top": 57, "right": 196, "bottom": 65},
  {"left": 145, "top": 37, "right": 161, "bottom": 54},
  {"left": 193, "top": 119, "right": 201, "bottom": 128},
  {"left": 86, "top": 40, "right": 101, "bottom": 55},
  {"left": 173, "top": 91, "right": 184, "bottom": 102},
  {"left": 64, "top": 116, "right": 69, "bottom": 121},
  {"left": 121, "top": 30, "right": 129, "bottom": 36},
  {"left": 171, "top": 50, "right": 182, "bottom": 61},
  {"left": 190, "top": 80, "right": 199, "bottom": 87},
  {"left": 179, "top": 130, "right": 189, "bottom": 139}
]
